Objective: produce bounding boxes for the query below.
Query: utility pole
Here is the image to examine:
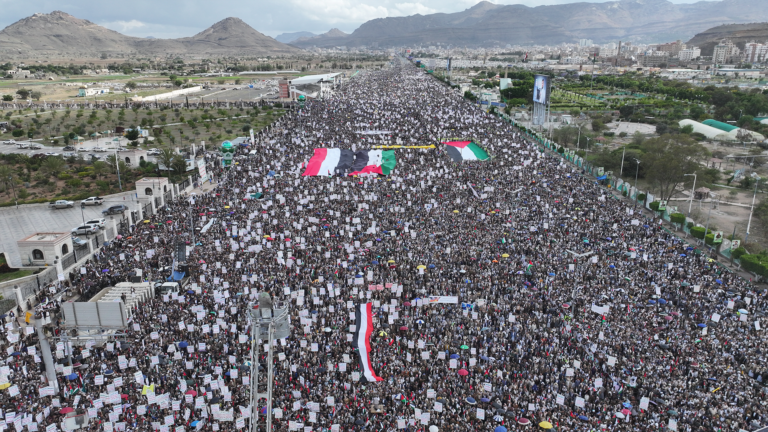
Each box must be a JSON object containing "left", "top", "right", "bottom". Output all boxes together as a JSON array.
[
  {"left": 683, "top": 173, "right": 696, "bottom": 216},
  {"left": 744, "top": 176, "right": 761, "bottom": 244},
  {"left": 633, "top": 159, "right": 640, "bottom": 210}
]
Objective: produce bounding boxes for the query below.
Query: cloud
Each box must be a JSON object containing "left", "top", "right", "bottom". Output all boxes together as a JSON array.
[
  {"left": 392, "top": 2, "right": 438, "bottom": 15},
  {"left": 286, "top": 0, "right": 390, "bottom": 24},
  {"left": 100, "top": 19, "right": 146, "bottom": 33}
]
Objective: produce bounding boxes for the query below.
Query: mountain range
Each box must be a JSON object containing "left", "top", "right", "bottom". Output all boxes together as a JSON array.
[
  {"left": 0, "top": 11, "right": 300, "bottom": 58},
  {"left": 292, "top": 0, "right": 768, "bottom": 48},
  {"left": 687, "top": 22, "right": 768, "bottom": 56},
  {"left": 275, "top": 31, "right": 316, "bottom": 44}
]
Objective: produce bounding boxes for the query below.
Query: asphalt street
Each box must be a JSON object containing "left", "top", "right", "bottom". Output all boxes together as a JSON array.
[{"left": 0, "top": 192, "right": 138, "bottom": 267}]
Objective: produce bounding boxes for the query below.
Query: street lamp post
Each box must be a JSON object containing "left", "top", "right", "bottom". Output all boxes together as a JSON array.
[
  {"left": 633, "top": 159, "right": 640, "bottom": 210},
  {"left": 745, "top": 176, "right": 761, "bottom": 244},
  {"left": 8, "top": 175, "right": 18, "bottom": 209},
  {"left": 684, "top": 173, "right": 696, "bottom": 216}
]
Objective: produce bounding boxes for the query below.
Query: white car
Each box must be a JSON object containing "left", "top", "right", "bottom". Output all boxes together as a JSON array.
[
  {"left": 71, "top": 224, "right": 99, "bottom": 235},
  {"left": 81, "top": 196, "right": 104, "bottom": 206},
  {"left": 77, "top": 147, "right": 91, "bottom": 152},
  {"left": 85, "top": 218, "right": 106, "bottom": 228},
  {"left": 44, "top": 152, "right": 59, "bottom": 157},
  {"left": 15, "top": 143, "right": 29, "bottom": 149},
  {"left": 92, "top": 147, "right": 107, "bottom": 152},
  {"left": 28, "top": 144, "right": 42, "bottom": 150},
  {"left": 2, "top": 139, "right": 16, "bottom": 145},
  {"left": 62, "top": 152, "right": 76, "bottom": 157}
]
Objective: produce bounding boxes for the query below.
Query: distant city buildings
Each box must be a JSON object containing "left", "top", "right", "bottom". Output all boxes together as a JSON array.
[{"left": 713, "top": 40, "right": 740, "bottom": 64}]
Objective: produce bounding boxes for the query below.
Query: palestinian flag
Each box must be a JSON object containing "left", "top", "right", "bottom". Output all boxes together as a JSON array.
[
  {"left": 353, "top": 303, "right": 383, "bottom": 382},
  {"left": 443, "top": 141, "right": 490, "bottom": 162},
  {"left": 302, "top": 148, "right": 355, "bottom": 176},
  {"left": 349, "top": 150, "right": 397, "bottom": 176}
]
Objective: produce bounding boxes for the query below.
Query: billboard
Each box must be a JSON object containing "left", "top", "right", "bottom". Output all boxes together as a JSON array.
[{"left": 533, "top": 75, "right": 550, "bottom": 104}]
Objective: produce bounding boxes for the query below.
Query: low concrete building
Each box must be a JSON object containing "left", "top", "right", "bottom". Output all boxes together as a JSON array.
[
  {"left": 119, "top": 149, "right": 148, "bottom": 168},
  {"left": 17, "top": 232, "right": 73, "bottom": 267}
]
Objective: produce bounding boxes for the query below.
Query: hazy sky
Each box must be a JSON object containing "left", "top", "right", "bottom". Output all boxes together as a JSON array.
[{"left": 0, "top": 0, "right": 713, "bottom": 39}]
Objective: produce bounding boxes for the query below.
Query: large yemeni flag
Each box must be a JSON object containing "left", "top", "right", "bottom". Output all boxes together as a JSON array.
[
  {"left": 302, "top": 148, "right": 354, "bottom": 176},
  {"left": 353, "top": 303, "right": 383, "bottom": 382},
  {"left": 443, "top": 141, "right": 490, "bottom": 162},
  {"left": 349, "top": 150, "right": 397, "bottom": 176}
]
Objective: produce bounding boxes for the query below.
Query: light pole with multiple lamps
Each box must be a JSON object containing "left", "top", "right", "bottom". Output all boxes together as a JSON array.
[
  {"left": 745, "top": 176, "right": 761, "bottom": 245},
  {"left": 684, "top": 173, "right": 696, "bottom": 216},
  {"left": 633, "top": 159, "right": 640, "bottom": 210}
]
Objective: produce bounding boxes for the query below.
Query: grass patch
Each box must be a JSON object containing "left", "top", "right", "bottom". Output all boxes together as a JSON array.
[{"left": 0, "top": 270, "right": 34, "bottom": 283}]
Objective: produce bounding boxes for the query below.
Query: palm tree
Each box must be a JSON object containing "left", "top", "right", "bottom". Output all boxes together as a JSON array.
[
  {"left": 41, "top": 157, "right": 66, "bottom": 178},
  {"left": 157, "top": 149, "right": 175, "bottom": 178},
  {"left": 0, "top": 165, "right": 13, "bottom": 197}
]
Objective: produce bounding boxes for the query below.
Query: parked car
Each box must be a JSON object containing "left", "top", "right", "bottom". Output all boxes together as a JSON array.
[
  {"left": 92, "top": 147, "right": 107, "bottom": 152},
  {"left": 102, "top": 204, "right": 128, "bottom": 215},
  {"left": 147, "top": 149, "right": 161, "bottom": 156},
  {"left": 81, "top": 196, "right": 104, "bottom": 206},
  {"left": 15, "top": 143, "right": 29, "bottom": 149},
  {"left": 61, "top": 152, "right": 76, "bottom": 158},
  {"left": 44, "top": 152, "right": 59, "bottom": 157},
  {"left": 63, "top": 146, "right": 76, "bottom": 151},
  {"left": 77, "top": 147, "right": 91, "bottom": 152},
  {"left": 28, "top": 143, "right": 42, "bottom": 150},
  {"left": 71, "top": 236, "right": 88, "bottom": 246},
  {"left": 2, "top": 139, "right": 16, "bottom": 145},
  {"left": 71, "top": 224, "right": 99, "bottom": 235},
  {"left": 85, "top": 218, "right": 106, "bottom": 228},
  {"left": 49, "top": 200, "right": 74, "bottom": 209}
]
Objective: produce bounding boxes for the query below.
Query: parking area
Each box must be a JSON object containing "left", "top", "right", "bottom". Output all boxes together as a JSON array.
[{"left": 0, "top": 193, "right": 138, "bottom": 267}]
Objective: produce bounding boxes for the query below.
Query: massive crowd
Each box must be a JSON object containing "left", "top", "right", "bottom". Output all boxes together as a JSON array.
[{"left": 0, "top": 60, "right": 766, "bottom": 432}]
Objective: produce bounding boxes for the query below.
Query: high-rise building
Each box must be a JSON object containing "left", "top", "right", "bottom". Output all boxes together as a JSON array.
[
  {"left": 743, "top": 41, "right": 768, "bottom": 63},
  {"left": 713, "top": 40, "right": 739, "bottom": 64},
  {"left": 655, "top": 40, "right": 686, "bottom": 56},
  {"left": 578, "top": 39, "right": 593, "bottom": 47}
]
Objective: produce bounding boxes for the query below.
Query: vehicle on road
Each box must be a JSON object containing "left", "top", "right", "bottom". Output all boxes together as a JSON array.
[
  {"left": 44, "top": 152, "right": 59, "bottom": 157},
  {"left": 147, "top": 150, "right": 161, "bottom": 156},
  {"left": 49, "top": 200, "right": 74, "bottom": 209},
  {"left": 28, "top": 144, "right": 42, "bottom": 150},
  {"left": 85, "top": 218, "right": 106, "bottom": 228},
  {"left": 77, "top": 147, "right": 91, "bottom": 152},
  {"left": 102, "top": 204, "right": 128, "bottom": 215},
  {"left": 63, "top": 146, "right": 76, "bottom": 151},
  {"left": 62, "top": 152, "right": 76, "bottom": 158},
  {"left": 16, "top": 143, "right": 29, "bottom": 149},
  {"left": 71, "top": 224, "right": 99, "bottom": 235},
  {"left": 92, "top": 147, "right": 107, "bottom": 152},
  {"left": 2, "top": 139, "right": 16, "bottom": 145},
  {"left": 81, "top": 196, "right": 104, "bottom": 206}
]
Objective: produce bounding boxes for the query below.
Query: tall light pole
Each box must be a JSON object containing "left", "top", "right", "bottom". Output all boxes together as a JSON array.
[
  {"left": 684, "top": 173, "right": 696, "bottom": 216},
  {"left": 744, "top": 176, "right": 761, "bottom": 244},
  {"left": 633, "top": 158, "right": 640, "bottom": 210}
]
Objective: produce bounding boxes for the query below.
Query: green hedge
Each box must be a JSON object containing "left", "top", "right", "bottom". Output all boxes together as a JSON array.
[
  {"left": 690, "top": 226, "right": 707, "bottom": 239},
  {"left": 705, "top": 233, "right": 716, "bottom": 246},
  {"left": 637, "top": 193, "right": 646, "bottom": 203},
  {"left": 649, "top": 201, "right": 660, "bottom": 212},
  {"left": 670, "top": 213, "right": 686, "bottom": 225},
  {"left": 731, "top": 247, "right": 747, "bottom": 260},
  {"left": 740, "top": 253, "right": 768, "bottom": 277}
]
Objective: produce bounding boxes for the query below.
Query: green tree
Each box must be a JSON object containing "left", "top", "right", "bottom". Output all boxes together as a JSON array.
[
  {"left": 30, "top": 91, "right": 42, "bottom": 101},
  {"left": 40, "top": 157, "right": 66, "bottom": 177},
  {"left": 16, "top": 89, "right": 31, "bottom": 99},
  {"left": 170, "top": 154, "right": 188, "bottom": 176},
  {"left": 125, "top": 129, "right": 140, "bottom": 141},
  {"left": 92, "top": 161, "right": 108, "bottom": 179},
  {"left": 157, "top": 148, "right": 176, "bottom": 177},
  {"left": 1, "top": 95, "right": 13, "bottom": 102},
  {"left": 641, "top": 134, "right": 709, "bottom": 201},
  {"left": 680, "top": 124, "right": 694, "bottom": 134}
]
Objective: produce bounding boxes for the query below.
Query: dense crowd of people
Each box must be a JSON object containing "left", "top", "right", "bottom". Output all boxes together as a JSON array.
[{"left": 0, "top": 60, "right": 766, "bottom": 432}]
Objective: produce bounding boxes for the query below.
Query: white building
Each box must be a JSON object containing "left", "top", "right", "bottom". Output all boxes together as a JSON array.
[
  {"left": 743, "top": 42, "right": 768, "bottom": 64},
  {"left": 678, "top": 47, "right": 701, "bottom": 62},
  {"left": 713, "top": 40, "right": 739, "bottom": 64},
  {"left": 17, "top": 232, "right": 74, "bottom": 266}
]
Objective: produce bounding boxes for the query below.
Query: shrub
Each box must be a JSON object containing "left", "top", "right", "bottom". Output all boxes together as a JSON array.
[
  {"left": 649, "top": 201, "right": 660, "bottom": 212},
  {"left": 705, "top": 233, "right": 716, "bottom": 246},
  {"left": 670, "top": 213, "right": 686, "bottom": 225},
  {"left": 622, "top": 189, "right": 628, "bottom": 197},
  {"left": 12, "top": 129, "right": 24, "bottom": 137},
  {"left": 603, "top": 131, "right": 615, "bottom": 137},
  {"left": 17, "top": 188, "right": 29, "bottom": 199},
  {"left": 637, "top": 193, "right": 646, "bottom": 203},
  {"left": 731, "top": 247, "right": 747, "bottom": 260},
  {"left": 619, "top": 132, "right": 628, "bottom": 138},
  {"left": 740, "top": 253, "right": 768, "bottom": 277},
  {"left": 686, "top": 221, "right": 694, "bottom": 229},
  {"left": 58, "top": 173, "right": 72, "bottom": 180},
  {"left": 690, "top": 226, "right": 707, "bottom": 239},
  {"left": 66, "top": 178, "right": 82, "bottom": 188}
]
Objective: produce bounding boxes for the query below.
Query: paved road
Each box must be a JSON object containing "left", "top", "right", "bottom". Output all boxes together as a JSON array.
[{"left": 0, "top": 192, "right": 139, "bottom": 267}]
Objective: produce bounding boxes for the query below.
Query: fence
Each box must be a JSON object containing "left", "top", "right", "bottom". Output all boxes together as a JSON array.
[
  {"left": 164, "top": 191, "right": 173, "bottom": 204},
  {"left": 61, "top": 252, "right": 76, "bottom": 269},
  {"left": 142, "top": 203, "right": 152, "bottom": 218},
  {"left": 177, "top": 178, "right": 191, "bottom": 191}
]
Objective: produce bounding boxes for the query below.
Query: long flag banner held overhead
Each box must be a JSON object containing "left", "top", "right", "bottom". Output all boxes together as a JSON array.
[
  {"left": 354, "top": 303, "right": 383, "bottom": 382},
  {"left": 302, "top": 148, "right": 354, "bottom": 176},
  {"left": 349, "top": 150, "right": 397, "bottom": 176},
  {"left": 443, "top": 141, "right": 490, "bottom": 162}
]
